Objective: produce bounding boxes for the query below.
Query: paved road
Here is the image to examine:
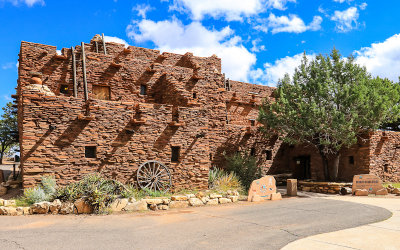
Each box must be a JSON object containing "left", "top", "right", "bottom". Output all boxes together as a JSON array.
[{"left": 0, "top": 197, "right": 392, "bottom": 250}]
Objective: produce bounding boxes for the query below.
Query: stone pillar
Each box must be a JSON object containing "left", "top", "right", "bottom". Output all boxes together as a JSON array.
[{"left": 287, "top": 179, "right": 297, "bottom": 196}]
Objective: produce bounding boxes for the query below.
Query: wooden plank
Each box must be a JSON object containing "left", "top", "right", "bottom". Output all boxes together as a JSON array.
[
  {"left": 93, "top": 85, "right": 111, "bottom": 100},
  {"left": 71, "top": 47, "right": 77, "bottom": 98},
  {"left": 81, "top": 42, "right": 88, "bottom": 101},
  {"left": 102, "top": 33, "right": 107, "bottom": 55}
]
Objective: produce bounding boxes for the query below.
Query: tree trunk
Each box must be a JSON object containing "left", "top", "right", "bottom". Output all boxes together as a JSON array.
[
  {"left": 331, "top": 153, "right": 340, "bottom": 181},
  {"left": 320, "top": 153, "right": 330, "bottom": 181},
  {"left": 0, "top": 151, "right": 3, "bottom": 165}
]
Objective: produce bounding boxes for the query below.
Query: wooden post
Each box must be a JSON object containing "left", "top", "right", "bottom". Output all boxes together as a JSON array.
[
  {"left": 102, "top": 33, "right": 107, "bottom": 55},
  {"left": 287, "top": 179, "right": 297, "bottom": 196},
  {"left": 95, "top": 41, "right": 99, "bottom": 53},
  {"left": 71, "top": 47, "right": 78, "bottom": 98},
  {"left": 81, "top": 42, "right": 88, "bottom": 102}
]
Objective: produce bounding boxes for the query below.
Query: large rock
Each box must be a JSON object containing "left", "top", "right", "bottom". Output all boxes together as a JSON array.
[
  {"left": 186, "top": 194, "right": 195, "bottom": 199},
  {"left": 200, "top": 197, "right": 209, "bottom": 204},
  {"left": 149, "top": 204, "right": 158, "bottom": 211},
  {"left": 74, "top": 199, "right": 93, "bottom": 214},
  {"left": 209, "top": 193, "right": 222, "bottom": 199},
  {"left": 0, "top": 206, "right": 7, "bottom": 215},
  {"left": 219, "top": 198, "right": 232, "bottom": 204},
  {"left": 144, "top": 198, "right": 163, "bottom": 205},
  {"left": 248, "top": 176, "right": 277, "bottom": 202},
  {"left": 109, "top": 198, "right": 129, "bottom": 212},
  {"left": 49, "top": 199, "right": 62, "bottom": 214},
  {"left": 196, "top": 192, "right": 205, "bottom": 199},
  {"left": 31, "top": 202, "right": 50, "bottom": 214},
  {"left": 4, "top": 200, "right": 16, "bottom": 206},
  {"left": 207, "top": 198, "right": 219, "bottom": 205},
  {"left": 23, "top": 207, "right": 31, "bottom": 215},
  {"left": 228, "top": 196, "right": 238, "bottom": 202},
  {"left": 188, "top": 198, "right": 203, "bottom": 207},
  {"left": 271, "top": 193, "right": 282, "bottom": 201},
  {"left": 158, "top": 204, "right": 169, "bottom": 210},
  {"left": 59, "top": 202, "right": 74, "bottom": 215},
  {"left": 0, "top": 206, "right": 18, "bottom": 216},
  {"left": 355, "top": 189, "right": 369, "bottom": 196},
  {"left": 169, "top": 201, "right": 188, "bottom": 209},
  {"left": 376, "top": 188, "right": 388, "bottom": 196},
  {"left": 124, "top": 200, "right": 148, "bottom": 212},
  {"left": 251, "top": 194, "right": 262, "bottom": 202},
  {"left": 15, "top": 207, "right": 24, "bottom": 216},
  {"left": 0, "top": 199, "right": 4, "bottom": 206},
  {"left": 171, "top": 195, "right": 188, "bottom": 201},
  {"left": 392, "top": 188, "right": 400, "bottom": 195},
  {"left": 352, "top": 174, "right": 384, "bottom": 195}
]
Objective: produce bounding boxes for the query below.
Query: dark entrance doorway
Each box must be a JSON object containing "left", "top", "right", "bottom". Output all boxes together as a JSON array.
[{"left": 294, "top": 155, "right": 311, "bottom": 179}]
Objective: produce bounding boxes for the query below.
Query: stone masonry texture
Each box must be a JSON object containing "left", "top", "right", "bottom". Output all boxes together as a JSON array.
[{"left": 16, "top": 36, "right": 399, "bottom": 189}]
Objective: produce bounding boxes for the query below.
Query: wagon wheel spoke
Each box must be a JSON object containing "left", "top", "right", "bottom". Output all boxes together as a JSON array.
[{"left": 137, "top": 160, "right": 172, "bottom": 192}]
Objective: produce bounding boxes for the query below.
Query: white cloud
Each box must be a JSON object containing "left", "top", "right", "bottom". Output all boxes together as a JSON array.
[
  {"left": 133, "top": 4, "right": 153, "bottom": 19},
  {"left": 359, "top": 2, "right": 367, "bottom": 10},
  {"left": 251, "top": 39, "right": 266, "bottom": 53},
  {"left": 250, "top": 53, "right": 316, "bottom": 86},
  {"left": 1, "top": 0, "right": 44, "bottom": 7},
  {"left": 355, "top": 33, "right": 400, "bottom": 82},
  {"left": 1, "top": 62, "right": 16, "bottom": 70},
  {"left": 267, "top": 14, "right": 322, "bottom": 34},
  {"left": 104, "top": 35, "right": 130, "bottom": 48},
  {"left": 169, "top": 0, "right": 295, "bottom": 21},
  {"left": 333, "top": 0, "right": 354, "bottom": 3},
  {"left": 331, "top": 7, "right": 359, "bottom": 32},
  {"left": 127, "top": 18, "right": 256, "bottom": 81}
]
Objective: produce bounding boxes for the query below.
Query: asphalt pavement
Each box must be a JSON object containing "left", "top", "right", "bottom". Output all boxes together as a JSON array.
[{"left": 0, "top": 197, "right": 392, "bottom": 250}]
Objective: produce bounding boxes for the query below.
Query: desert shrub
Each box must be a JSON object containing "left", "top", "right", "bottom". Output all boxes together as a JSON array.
[
  {"left": 23, "top": 175, "right": 57, "bottom": 204},
  {"left": 120, "top": 183, "right": 147, "bottom": 200},
  {"left": 212, "top": 171, "right": 242, "bottom": 193},
  {"left": 208, "top": 168, "right": 226, "bottom": 188},
  {"left": 55, "top": 173, "right": 129, "bottom": 213},
  {"left": 226, "top": 153, "right": 261, "bottom": 190}
]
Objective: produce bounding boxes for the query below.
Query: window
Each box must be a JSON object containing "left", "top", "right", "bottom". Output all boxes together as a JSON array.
[
  {"left": 140, "top": 85, "right": 147, "bottom": 95},
  {"left": 60, "top": 84, "right": 69, "bottom": 94},
  {"left": 349, "top": 156, "right": 354, "bottom": 165},
  {"left": 250, "top": 119, "right": 255, "bottom": 126},
  {"left": 172, "top": 109, "right": 179, "bottom": 122},
  {"left": 250, "top": 148, "right": 256, "bottom": 156},
  {"left": 193, "top": 92, "right": 197, "bottom": 99},
  {"left": 93, "top": 85, "right": 111, "bottom": 100},
  {"left": 265, "top": 150, "right": 272, "bottom": 160},
  {"left": 384, "top": 164, "right": 389, "bottom": 172},
  {"left": 85, "top": 146, "right": 96, "bottom": 158},
  {"left": 171, "top": 146, "right": 180, "bottom": 162}
]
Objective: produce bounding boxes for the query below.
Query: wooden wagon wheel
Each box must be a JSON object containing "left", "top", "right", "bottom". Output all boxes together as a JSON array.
[{"left": 136, "top": 160, "right": 172, "bottom": 192}]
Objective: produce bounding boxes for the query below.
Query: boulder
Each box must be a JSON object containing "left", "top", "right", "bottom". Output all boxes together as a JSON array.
[
  {"left": 3, "top": 200, "right": 16, "bottom": 206},
  {"left": 0, "top": 199, "right": 4, "bottom": 206},
  {"left": 124, "top": 200, "right": 148, "bottom": 212},
  {"left": 186, "top": 194, "right": 195, "bottom": 199},
  {"left": 169, "top": 201, "right": 188, "bottom": 209},
  {"left": 392, "top": 188, "right": 400, "bottom": 195},
  {"left": 207, "top": 198, "right": 219, "bottom": 205},
  {"left": 23, "top": 207, "right": 31, "bottom": 215},
  {"left": 188, "top": 198, "right": 203, "bottom": 207},
  {"left": 109, "top": 198, "right": 129, "bottom": 212},
  {"left": 59, "top": 202, "right": 74, "bottom": 215},
  {"left": 195, "top": 191, "right": 205, "bottom": 199},
  {"left": 6, "top": 207, "right": 18, "bottom": 216},
  {"left": 15, "top": 207, "right": 24, "bottom": 216},
  {"left": 376, "top": 188, "right": 388, "bottom": 196},
  {"left": 247, "top": 175, "right": 277, "bottom": 201},
  {"left": 200, "top": 197, "right": 209, "bottom": 204},
  {"left": 228, "top": 196, "right": 238, "bottom": 202},
  {"left": 0, "top": 206, "right": 7, "bottom": 215},
  {"left": 144, "top": 198, "right": 163, "bottom": 205},
  {"left": 49, "top": 199, "right": 62, "bottom": 214},
  {"left": 158, "top": 205, "right": 169, "bottom": 210},
  {"left": 74, "top": 199, "right": 93, "bottom": 214},
  {"left": 219, "top": 198, "right": 232, "bottom": 204},
  {"left": 171, "top": 195, "right": 188, "bottom": 201},
  {"left": 209, "top": 193, "right": 222, "bottom": 199},
  {"left": 162, "top": 198, "right": 170, "bottom": 205},
  {"left": 271, "top": 193, "right": 282, "bottom": 201},
  {"left": 149, "top": 204, "right": 158, "bottom": 211},
  {"left": 354, "top": 189, "right": 369, "bottom": 196},
  {"left": 30, "top": 202, "right": 50, "bottom": 214}
]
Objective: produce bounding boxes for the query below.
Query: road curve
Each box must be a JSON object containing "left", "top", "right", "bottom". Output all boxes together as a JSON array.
[{"left": 0, "top": 197, "right": 392, "bottom": 250}]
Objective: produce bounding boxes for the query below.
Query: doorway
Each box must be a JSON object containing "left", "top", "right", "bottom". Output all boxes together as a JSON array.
[{"left": 294, "top": 155, "right": 311, "bottom": 179}]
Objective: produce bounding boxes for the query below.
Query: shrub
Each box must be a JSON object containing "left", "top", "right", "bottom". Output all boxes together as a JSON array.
[
  {"left": 55, "top": 173, "right": 129, "bottom": 213},
  {"left": 226, "top": 153, "right": 261, "bottom": 190},
  {"left": 23, "top": 175, "right": 57, "bottom": 204},
  {"left": 208, "top": 168, "right": 226, "bottom": 188},
  {"left": 212, "top": 171, "right": 242, "bottom": 193}
]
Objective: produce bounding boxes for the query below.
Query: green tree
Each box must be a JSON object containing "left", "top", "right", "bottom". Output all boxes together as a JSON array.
[
  {"left": 0, "top": 102, "right": 18, "bottom": 164},
  {"left": 258, "top": 49, "right": 400, "bottom": 181}
]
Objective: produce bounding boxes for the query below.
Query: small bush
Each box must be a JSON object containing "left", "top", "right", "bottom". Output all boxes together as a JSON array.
[
  {"left": 55, "top": 173, "right": 129, "bottom": 213},
  {"left": 23, "top": 175, "right": 57, "bottom": 204},
  {"left": 226, "top": 153, "right": 261, "bottom": 190},
  {"left": 208, "top": 168, "right": 226, "bottom": 189},
  {"left": 212, "top": 171, "right": 242, "bottom": 193}
]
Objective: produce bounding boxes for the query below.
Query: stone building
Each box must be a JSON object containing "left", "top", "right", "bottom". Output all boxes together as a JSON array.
[{"left": 16, "top": 35, "right": 399, "bottom": 189}]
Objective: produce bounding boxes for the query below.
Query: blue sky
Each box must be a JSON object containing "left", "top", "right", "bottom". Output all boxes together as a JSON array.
[{"left": 1, "top": 0, "right": 400, "bottom": 110}]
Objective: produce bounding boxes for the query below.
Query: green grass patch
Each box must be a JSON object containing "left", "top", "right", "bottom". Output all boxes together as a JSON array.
[{"left": 383, "top": 183, "right": 400, "bottom": 188}]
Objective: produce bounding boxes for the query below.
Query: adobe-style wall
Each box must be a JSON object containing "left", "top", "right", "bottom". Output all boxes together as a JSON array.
[{"left": 17, "top": 37, "right": 278, "bottom": 189}]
